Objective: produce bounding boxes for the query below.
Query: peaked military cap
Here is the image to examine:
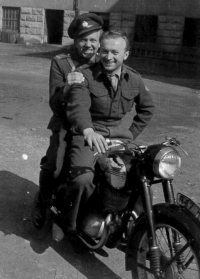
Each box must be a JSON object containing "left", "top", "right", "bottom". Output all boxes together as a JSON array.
[{"left": 68, "top": 13, "right": 103, "bottom": 39}]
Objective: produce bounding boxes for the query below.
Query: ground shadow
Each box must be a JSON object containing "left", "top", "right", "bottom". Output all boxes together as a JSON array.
[
  {"left": 0, "top": 170, "right": 123, "bottom": 279},
  {"left": 18, "top": 44, "right": 71, "bottom": 60},
  {"left": 0, "top": 170, "right": 37, "bottom": 235}
]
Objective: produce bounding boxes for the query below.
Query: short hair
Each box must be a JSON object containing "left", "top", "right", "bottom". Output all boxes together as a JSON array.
[{"left": 100, "top": 29, "right": 130, "bottom": 51}]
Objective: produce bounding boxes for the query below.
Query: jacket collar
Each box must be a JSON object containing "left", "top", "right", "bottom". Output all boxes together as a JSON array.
[{"left": 94, "top": 62, "right": 129, "bottom": 81}]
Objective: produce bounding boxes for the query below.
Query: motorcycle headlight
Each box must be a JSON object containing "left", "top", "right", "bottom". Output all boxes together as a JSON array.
[{"left": 153, "top": 147, "right": 181, "bottom": 179}]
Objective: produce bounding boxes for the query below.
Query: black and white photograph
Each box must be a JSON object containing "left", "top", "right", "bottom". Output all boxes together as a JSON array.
[{"left": 0, "top": 0, "right": 199, "bottom": 278}]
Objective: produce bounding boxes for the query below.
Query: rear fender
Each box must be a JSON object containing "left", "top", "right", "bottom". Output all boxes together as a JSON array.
[{"left": 125, "top": 202, "right": 200, "bottom": 271}]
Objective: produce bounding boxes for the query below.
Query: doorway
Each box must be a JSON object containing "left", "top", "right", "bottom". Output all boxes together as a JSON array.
[{"left": 45, "top": 9, "right": 64, "bottom": 44}]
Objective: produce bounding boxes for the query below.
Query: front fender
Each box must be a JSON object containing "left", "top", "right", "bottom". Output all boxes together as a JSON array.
[{"left": 125, "top": 202, "right": 200, "bottom": 271}]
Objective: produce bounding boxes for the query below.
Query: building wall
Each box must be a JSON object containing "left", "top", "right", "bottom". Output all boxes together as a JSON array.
[
  {"left": 109, "top": 12, "right": 200, "bottom": 63},
  {"left": 109, "top": 13, "right": 185, "bottom": 51},
  {"left": 0, "top": 6, "right": 2, "bottom": 30},
  {"left": 157, "top": 16, "right": 184, "bottom": 50},
  {"left": 20, "top": 7, "right": 44, "bottom": 43},
  {"left": 107, "top": 0, "right": 200, "bottom": 18},
  {"left": 0, "top": 0, "right": 73, "bottom": 10},
  {"left": 0, "top": 0, "right": 199, "bottom": 62},
  {"left": 1, "top": 0, "right": 200, "bottom": 18},
  {"left": 17, "top": 8, "right": 88, "bottom": 44}
]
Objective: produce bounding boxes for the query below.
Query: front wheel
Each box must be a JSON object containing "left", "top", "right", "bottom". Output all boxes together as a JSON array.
[{"left": 127, "top": 205, "right": 200, "bottom": 279}]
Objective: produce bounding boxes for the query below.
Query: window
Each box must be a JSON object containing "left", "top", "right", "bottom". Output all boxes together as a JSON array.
[
  {"left": 183, "top": 18, "right": 200, "bottom": 47},
  {"left": 134, "top": 15, "right": 158, "bottom": 43},
  {"left": 2, "top": 7, "right": 20, "bottom": 32}
]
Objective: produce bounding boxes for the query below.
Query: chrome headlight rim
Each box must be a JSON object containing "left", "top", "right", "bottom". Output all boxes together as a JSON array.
[{"left": 152, "top": 146, "right": 181, "bottom": 179}]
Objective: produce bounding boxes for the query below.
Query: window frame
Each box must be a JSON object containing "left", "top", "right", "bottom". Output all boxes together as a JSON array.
[{"left": 2, "top": 7, "right": 20, "bottom": 32}]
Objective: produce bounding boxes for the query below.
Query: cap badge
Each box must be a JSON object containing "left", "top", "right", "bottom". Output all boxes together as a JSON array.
[{"left": 82, "top": 21, "right": 92, "bottom": 28}]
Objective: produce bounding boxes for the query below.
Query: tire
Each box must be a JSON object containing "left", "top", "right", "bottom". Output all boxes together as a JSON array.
[{"left": 129, "top": 207, "right": 200, "bottom": 279}]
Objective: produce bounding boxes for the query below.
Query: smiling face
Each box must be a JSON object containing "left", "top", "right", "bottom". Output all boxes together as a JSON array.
[
  {"left": 100, "top": 37, "right": 129, "bottom": 75},
  {"left": 75, "top": 30, "right": 101, "bottom": 59}
]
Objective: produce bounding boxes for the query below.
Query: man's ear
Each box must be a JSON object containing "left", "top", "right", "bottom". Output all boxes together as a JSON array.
[{"left": 123, "top": 50, "right": 129, "bottom": 61}]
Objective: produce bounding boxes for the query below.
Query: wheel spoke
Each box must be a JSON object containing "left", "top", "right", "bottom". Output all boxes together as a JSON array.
[{"left": 131, "top": 222, "right": 200, "bottom": 279}]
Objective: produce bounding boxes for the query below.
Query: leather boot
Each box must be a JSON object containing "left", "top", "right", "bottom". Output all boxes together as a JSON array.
[
  {"left": 31, "top": 190, "right": 46, "bottom": 230},
  {"left": 31, "top": 170, "right": 55, "bottom": 229}
]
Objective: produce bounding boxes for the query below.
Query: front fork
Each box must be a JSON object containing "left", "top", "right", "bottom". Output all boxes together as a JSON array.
[
  {"left": 141, "top": 176, "right": 162, "bottom": 276},
  {"left": 162, "top": 180, "right": 176, "bottom": 204},
  {"left": 141, "top": 177, "right": 184, "bottom": 276},
  {"left": 162, "top": 180, "right": 185, "bottom": 272}
]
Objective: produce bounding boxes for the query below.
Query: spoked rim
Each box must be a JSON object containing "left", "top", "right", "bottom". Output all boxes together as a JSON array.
[{"left": 136, "top": 224, "right": 200, "bottom": 279}]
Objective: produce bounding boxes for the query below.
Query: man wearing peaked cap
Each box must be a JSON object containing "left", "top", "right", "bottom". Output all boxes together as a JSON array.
[
  {"left": 68, "top": 13, "right": 104, "bottom": 39},
  {"left": 30, "top": 13, "right": 104, "bottom": 234}
]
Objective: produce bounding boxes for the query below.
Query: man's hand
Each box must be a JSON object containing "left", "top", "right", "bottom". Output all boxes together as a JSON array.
[
  {"left": 67, "top": 71, "right": 85, "bottom": 85},
  {"left": 83, "top": 128, "right": 108, "bottom": 154}
]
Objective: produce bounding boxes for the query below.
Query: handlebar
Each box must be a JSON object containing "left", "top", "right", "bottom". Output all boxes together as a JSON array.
[{"left": 94, "top": 137, "right": 188, "bottom": 157}]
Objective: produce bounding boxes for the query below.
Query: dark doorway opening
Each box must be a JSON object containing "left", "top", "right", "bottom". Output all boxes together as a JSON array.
[
  {"left": 45, "top": 9, "right": 64, "bottom": 44},
  {"left": 134, "top": 15, "right": 158, "bottom": 43},
  {"left": 183, "top": 18, "right": 200, "bottom": 47}
]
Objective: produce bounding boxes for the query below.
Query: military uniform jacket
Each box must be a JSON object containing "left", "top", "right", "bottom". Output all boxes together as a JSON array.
[
  {"left": 48, "top": 47, "right": 99, "bottom": 132},
  {"left": 67, "top": 62, "right": 154, "bottom": 140}
]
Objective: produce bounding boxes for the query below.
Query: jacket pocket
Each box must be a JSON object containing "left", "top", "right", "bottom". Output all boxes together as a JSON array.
[
  {"left": 121, "top": 89, "right": 139, "bottom": 113},
  {"left": 89, "top": 86, "right": 107, "bottom": 97},
  {"left": 89, "top": 87, "right": 109, "bottom": 115}
]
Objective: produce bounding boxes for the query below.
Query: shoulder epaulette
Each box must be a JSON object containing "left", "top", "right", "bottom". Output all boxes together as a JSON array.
[
  {"left": 55, "top": 53, "right": 71, "bottom": 60},
  {"left": 78, "top": 64, "right": 91, "bottom": 71}
]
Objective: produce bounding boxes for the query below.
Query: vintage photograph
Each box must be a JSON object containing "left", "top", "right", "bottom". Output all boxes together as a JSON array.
[{"left": 0, "top": 0, "right": 199, "bottom": 278}]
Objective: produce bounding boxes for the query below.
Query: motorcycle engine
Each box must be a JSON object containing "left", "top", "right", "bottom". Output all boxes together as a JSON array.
[
  {"left": 80, "top": 147, "right": 136, "bottom": 239},
  {"left": 80, "top": 212, "right": 105, "bottom": 239}
]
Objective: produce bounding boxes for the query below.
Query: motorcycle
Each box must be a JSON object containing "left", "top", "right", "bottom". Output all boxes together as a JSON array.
[{"left": 50, "top": 137, "right": 200, "bottom": 279}]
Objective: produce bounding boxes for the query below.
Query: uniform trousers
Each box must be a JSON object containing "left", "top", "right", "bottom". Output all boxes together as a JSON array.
[
  {"left": 62, "top": 135, "right": 97, "bottom": 232},
  {"left": 39, "top": 126, "right": 68, "bottom": 203}
]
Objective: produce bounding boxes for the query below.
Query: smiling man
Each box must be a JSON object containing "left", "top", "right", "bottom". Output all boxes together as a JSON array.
[
  {"left": 62, "top": 30, "right": 155, "bottom": 233},
  {"left": 31, "top": 13, "right": 104, "bottom": 232}
]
